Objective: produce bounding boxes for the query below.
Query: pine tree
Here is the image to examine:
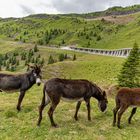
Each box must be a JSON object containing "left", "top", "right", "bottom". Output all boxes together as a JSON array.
[
  {"left": 48, "top": 55, "right": 55, "bottom": 64},
  {"left": 34, "top": 44, "right": 39, "bottom": 52},
  {"left": 16, "top": 60, "right": 19, "bottom": 66},
  {"left": 41, "top": 58, "right": 45, "bottom": 65},
  {"left": 31, "top": 57, "right": 35, "bottom": 63},
  {"left": 35, "top": 57, "right": 39, "bottom": 64},
  {"left": 118, "top": 42, "right": 140, "bottom": 87},
  {"left": 6, "top": 62, "right": 10, "bottom": 71},
  {"left": 73, "top": 54, "right": 77, "bottom": 61},
  {"left": 3, "top": 60, "right": 6, "bottom": 67},
  {"left": 10, "top": 66, "right": 16, "bottom": 72},
  {"left": 58, "top": 53, "right": 65, "bottom": 61},
  {"left": 61, "top": 39, "right": 65, "bottom": 45},
  {"left": 64, "top": 54, "right": 68, "bottom": 59},
  {"left": 4, "top": 54, "right": 8, "bottom": 60}
]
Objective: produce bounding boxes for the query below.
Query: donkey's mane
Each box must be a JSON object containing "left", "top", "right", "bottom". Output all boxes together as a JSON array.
[{"left": 90, "top": 81, "right": 103, "bottom": 95}]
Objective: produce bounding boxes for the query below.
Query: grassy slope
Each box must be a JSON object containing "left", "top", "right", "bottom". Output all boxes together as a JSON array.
[
  {"left": 0, "top": 11, "right": 140, "bottom": 49},
  {"left": 1, "top": 41, "right": 137, "bottom": 140}
]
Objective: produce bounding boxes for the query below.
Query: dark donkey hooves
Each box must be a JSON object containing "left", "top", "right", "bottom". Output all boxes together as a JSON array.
[
  {"left": 16, "top": 106, "right": 21, "bottom": 112},
  {"left": 52, "top": 123, "right": 59, "bottom": 128}
]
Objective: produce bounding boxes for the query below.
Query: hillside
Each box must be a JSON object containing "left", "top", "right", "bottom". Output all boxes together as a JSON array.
[{"left": 0, "top": 5, "right": 140, "bottom": 49}]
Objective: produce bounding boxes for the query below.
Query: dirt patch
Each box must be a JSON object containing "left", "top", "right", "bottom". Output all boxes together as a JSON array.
[{"left": 86, "top": 14, "right": 136, "bottom": 24}]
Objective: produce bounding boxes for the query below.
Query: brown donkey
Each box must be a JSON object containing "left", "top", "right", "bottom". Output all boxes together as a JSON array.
[
  {"left": 37, "top": 78, "right": 108, "bottom": 127},
  {"left": 113, "top": 87, "right": 140, "bottom": 128}
]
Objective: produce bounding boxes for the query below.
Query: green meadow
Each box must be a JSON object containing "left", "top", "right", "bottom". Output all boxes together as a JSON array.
[
  {"left": 0, "top": 40, "right": 139, "bottom": 140},
  {"left": 0, "top": 5, "right": 140, "bottom": 139}
]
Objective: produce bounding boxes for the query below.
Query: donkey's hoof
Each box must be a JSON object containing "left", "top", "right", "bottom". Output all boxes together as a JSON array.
[
  {"left": 74, "top": 116, "right": 78, "bottom": 121},
  {"left": 88, "top": 118, "right": 91, "bottom": 121},
  {"left": 128, "top": 120, "right": 131, "bottom": 124},
  {"left": 17, "top": 107, "right": 21, "bottom": 112},
  {"left": 75, "top": 118, "right": 78, "bottom": 121},
  {"left": 117, "top": 125, "right": 122, "bottom": 129},
  {"left": 52, "top": 124, "right": 59, "bottom": 128}
]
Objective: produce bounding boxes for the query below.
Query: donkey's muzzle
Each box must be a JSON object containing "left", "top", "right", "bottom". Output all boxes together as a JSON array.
[
  {"left": 36, "top": 78, "right": 41, "bottom": 86},
  {"left": 98, "top": 101, "right": 107, "bottom": 112},
  {"left": 37, "top": 82, "right": 41, "bottom": 86}
]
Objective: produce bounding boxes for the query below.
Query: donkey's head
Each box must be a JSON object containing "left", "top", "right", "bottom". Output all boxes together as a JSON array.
[
  {"left": 27, "top": 64, "right": 42, "bottom": 86},
  {"left": 97, "top": 91, "right": 108, "bottom": 112}
]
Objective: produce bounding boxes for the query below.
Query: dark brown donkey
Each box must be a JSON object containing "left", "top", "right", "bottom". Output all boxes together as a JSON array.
[
  {"left": 0, "top": 65, "right": 42, "bottom": 111},
  {"left": 37, "top": 78, "right": 108, "bottom": 127},
  {"left": 113, "top": 87, "right": 140, "bottom": 128}
]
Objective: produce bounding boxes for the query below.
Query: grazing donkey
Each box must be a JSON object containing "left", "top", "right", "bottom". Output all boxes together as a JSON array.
[
  {"left": 113, "top": 87, "right": 140, "bottom": 128},
  {"left": 37, "top": 78, "right": 108, "bottom": 127},
  {"left": 0, "top": 64, "right": 42, "bottom": 111}
]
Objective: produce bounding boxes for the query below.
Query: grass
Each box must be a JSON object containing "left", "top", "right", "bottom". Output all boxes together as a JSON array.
[
  {"left": 1, "top": 86, "right": 140, "bottom": 140},
  {"left": 44, "top": 53, "right": 124, "bottom": 86},
  {"left": 0, "top": 37, "right": 138, "bottom": 140}
]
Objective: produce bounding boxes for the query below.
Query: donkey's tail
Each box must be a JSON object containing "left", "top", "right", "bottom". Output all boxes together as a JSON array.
[{"left": 43, "top": 82, "right": 51, "bottom": 105}]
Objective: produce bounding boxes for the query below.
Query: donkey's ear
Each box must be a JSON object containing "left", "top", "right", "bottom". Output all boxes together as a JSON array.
[
  {"left": 39, "top": 64, "right": 43, "bottom": 68},
  {"left": 103, "top": 91, "right": 106, "bottom": 96},
  {"left": 26, "top": 64, "right": 34, "bottom": 69}
]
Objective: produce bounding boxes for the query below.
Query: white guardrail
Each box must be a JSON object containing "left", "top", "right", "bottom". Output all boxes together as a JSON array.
[{"left": 61, "top": 46, "right": 132, "bottom": 58}]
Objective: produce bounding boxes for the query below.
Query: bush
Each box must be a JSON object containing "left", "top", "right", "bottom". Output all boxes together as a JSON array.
[
  {"left": 34, "top": 44, "right": 39, "bottom": 52},
  {"left": 10, "top": 66, "right": 16, "bottom": 72},
  {"left": 61, "top": 39, "right": 65, "bottom": 45},
  {"left": 64, "top": 54, "right": 68, "bottom": 59},
  {"left": 58, "top": 53, "right": 65, "bottom": 61},
  {"left": 73, "top": 54, "right": 77, "bottom": 61},
  {"left": 40, "top": 58, "right": 45, "bottom": 65},
  {"left": 48, "top": 55, "right": 55, "bottom": 64},
  {"left": 96, "top": 35, "right": 101, "bottom": 41}
]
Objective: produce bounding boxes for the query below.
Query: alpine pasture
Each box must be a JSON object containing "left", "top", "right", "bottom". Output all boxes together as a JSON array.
[{"left": 0, "top": 5, "right": 140, "bottom": 140}]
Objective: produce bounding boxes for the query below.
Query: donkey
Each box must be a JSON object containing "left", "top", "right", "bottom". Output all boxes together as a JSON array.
[
  {"left": 113, "top": 87, "right": 140, "bottom": 128},
  {"left": 0, "top": 64, "right": 42, "bottom": 111},
  {"left": 37, "top": 78, "right": 108, "bottom": 127}
]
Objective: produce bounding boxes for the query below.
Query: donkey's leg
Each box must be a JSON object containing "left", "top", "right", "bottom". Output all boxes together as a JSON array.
[
  {"left": 117, "top": 105, "right": 128, "bottom": 129},
  {"left": 74, "top": 101, "right": 82, "bottom": 121},
  {"left": 48, "top": 98, "right": 60, "bottom": 127},
  {"left": 17, "top": 91, "right": 25, "bottom": 111},
  {"left": 128, "top": 107, "right": 137, "bottom": 124},
  {"left": 37, "top": 94, "right": 50, "bottom": 126},
  {"left": 85, "top": 99, "right": 91, "bottom": 121},
  {"left": 113, "top": 105, "right": 120, "bottom": 126}
]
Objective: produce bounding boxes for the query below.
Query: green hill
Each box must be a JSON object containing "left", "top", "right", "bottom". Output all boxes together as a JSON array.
[{"left": 0, "top": 5, "right": 140, "bottom": 49}]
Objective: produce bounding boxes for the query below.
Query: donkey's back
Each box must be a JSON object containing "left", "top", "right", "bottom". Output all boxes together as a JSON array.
[
  {"left": 117, "top": 87, "right": 140, "bottom": 105},
  {"left": 0, "top": 73, "right": 23, "bottom": 92},
  {"left": 45, "top": 78, "right": 92, "bottom": 99}
]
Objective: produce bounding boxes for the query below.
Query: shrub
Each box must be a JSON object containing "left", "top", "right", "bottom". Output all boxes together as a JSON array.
[
  {"left": 34, "top": 44, "right": 39, "bottom": 52},
  {"left": 58, "top": 53, "right": 65, "bottom": 61},
  {"left": 73, "top": 54, "right": 77, "bottom": 61},
  {"left": 48, "top": 55, "right": 55, "bottom": 64},
  {"left": 96, "top": 35, "right": 101, "bottom": 41}
]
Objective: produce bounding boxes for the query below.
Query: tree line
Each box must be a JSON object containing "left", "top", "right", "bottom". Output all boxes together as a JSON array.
[{"left": 0, "top": 45, "right": 44, "bottom": 72}]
